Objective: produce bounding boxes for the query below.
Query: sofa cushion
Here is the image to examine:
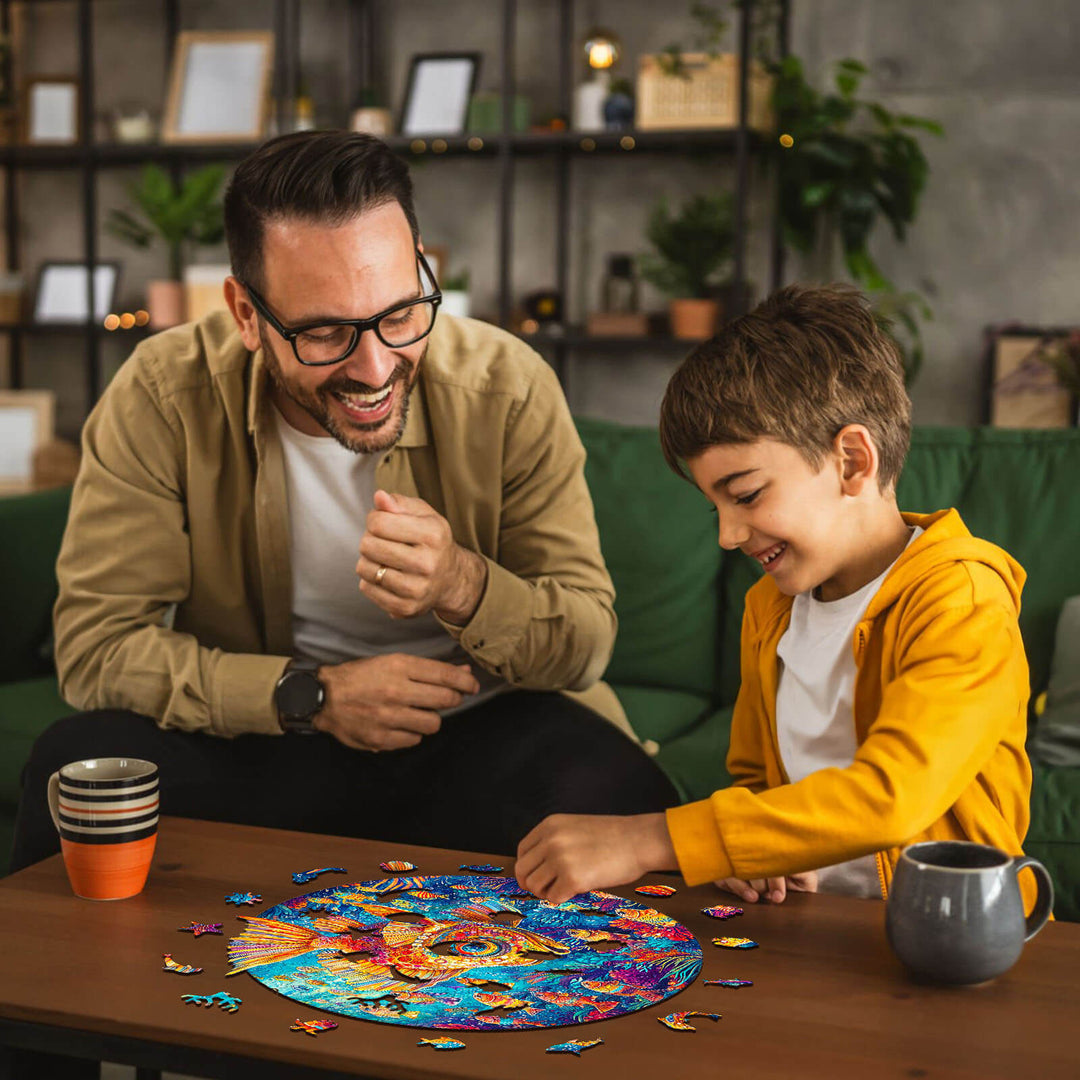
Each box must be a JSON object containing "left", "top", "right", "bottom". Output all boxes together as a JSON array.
[
  {"left": 1028, "top": 597, "right": 1080, "bottom": 767},
  {"left": 1027, "top": 762, "right": 1080, "bottom": 922},
  {"left": 609, "top": 684, "right": 713, "bottom": 748},
  {"left": 655, "top": 704, "right": 735, "bottom": 804}
]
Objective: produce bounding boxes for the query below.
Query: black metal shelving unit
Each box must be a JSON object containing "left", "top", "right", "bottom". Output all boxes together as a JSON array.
[{"left": 1, "top": 0, "right": 790, "bottom": 423}]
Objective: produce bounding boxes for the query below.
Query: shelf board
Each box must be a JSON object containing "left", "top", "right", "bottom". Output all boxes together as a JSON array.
[
  {"left": 0, "top": 142, "right": 263, "bottom": 168},
  {"left": 0, "top": 321, "right": 152, "bottom": 337},
  {"left": 523, "top": 328, "right": 703, "bottom": 351}
]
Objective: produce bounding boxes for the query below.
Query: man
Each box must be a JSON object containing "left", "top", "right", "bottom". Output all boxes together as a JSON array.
[{"left": 12, "top": 131, "right": 677, "bottom": 873}]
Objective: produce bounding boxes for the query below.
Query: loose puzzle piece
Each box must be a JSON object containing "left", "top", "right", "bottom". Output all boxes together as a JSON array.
[
  {"left": 225, "top": 892, "right": 263, "bottom": 906},
  {"left": 701, "top": 905, "right": 743, "bottom": 920},
  {"left": 292, "top": 867, "right": 347, "bottom": 885},
  {"left": 713, "top": 937, "right": 758, "bottom": 949},
  {"left": 704, "top": 978, "right": 753, "bottom": 987},
  {"left": 546, "top": 1038, "right": 603, "bottom": 1055},
  {"left": 162, "top": 953, "right": 203, "bottom": 975},
  {"left": 178, "top": 922, "right": 223, "bottom": 937},
  {"left": 459, "top": 864, "right": 503, "bottom": 873},
  {"left": 417, "top": 1037, "right": 466, "bottom": 1051},
  {"left": 182, "top": 991, "right": 242, "bottom": 1013},
  {"left": 291, "top": 1018, "right": 338, "bottom": 1037},
  {"left": 658, "top": 1011, "right": 721, "bottom": 1032},
  {"left": 635, "top": 885, "right": 677, "bottom": 897},
  {"left": 380, "top": 860, "right": 417, "bottom": 872}
]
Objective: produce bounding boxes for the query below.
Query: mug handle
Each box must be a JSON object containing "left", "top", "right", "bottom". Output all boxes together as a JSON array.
[
  {"left": 1012, "top": 855, "right": 1054, "bottom": 940},
  {"left": 47, "top": 770, "right": 62, "bottom": 833}
]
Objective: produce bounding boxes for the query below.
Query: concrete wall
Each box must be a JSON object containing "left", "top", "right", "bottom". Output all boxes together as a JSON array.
[{"left": 10, "top": 1, "right": 1080, "bottom": 436}]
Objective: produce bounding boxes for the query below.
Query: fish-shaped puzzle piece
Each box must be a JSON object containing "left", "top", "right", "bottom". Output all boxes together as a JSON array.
[
  {"left": 178, "top": 922, "right": 223, "bottom": 937},
  {"left": 182, "top": 990, "right": 242, "bottom": 1012},
  {"left": 380, "top": 860, "right": 417, "bottom": 872},
  {"left": 712, "top": 936, "right": 758, "bottom": 949},
  {"left": 291, "top": 1018, "right": 338, "bottom": 1037},
  {"left": 546, "top": 1038, "right": 603, "bottom": 1055},
  {"left": 659, "top": 1011, "right": 721, "bottom": 1031},
  {"left": 417, "top": 1037, "right": 466, "bottom": 1051},
  {"left": 635, "top": 884, "right": 677, "bottom": 896},
  {"left": 459, "top": 863, "right": 503, "bottom": 873},
  {"left": 704, "top": 978, "right": 753, "bottom": 988},
  {"left": 162, "top": 953, "right": 203, "bottom": 975},
  {"left": 702, "top": 904, "right": 744, "bottom": 920},
  {"left": 291, "top": 867, "right": 347, "bottom": 885},
  {"left": 224, "top": 892, "right": 262, "bottom": 906}
]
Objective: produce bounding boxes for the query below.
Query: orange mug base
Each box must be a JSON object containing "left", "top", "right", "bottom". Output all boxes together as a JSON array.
[{"left": 60, "top": 834, "right": 156, "bottom": 901}]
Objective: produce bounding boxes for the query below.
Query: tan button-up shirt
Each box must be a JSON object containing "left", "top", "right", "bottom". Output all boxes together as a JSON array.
[{"left": 54, "top": 310, "right": 629, "bottom": 738}]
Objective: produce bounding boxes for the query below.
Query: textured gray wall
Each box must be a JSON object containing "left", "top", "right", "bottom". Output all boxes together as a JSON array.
[{"left": 11, "top": 1, "right": 1080, "bottom": 436}]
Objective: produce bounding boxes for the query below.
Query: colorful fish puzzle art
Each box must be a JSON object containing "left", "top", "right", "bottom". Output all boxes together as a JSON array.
[
  {"left": 704, "top": 978, "right": 753, "bottom": 988},
  {"left": 635, "top": 885, "right": 677, "bottom": 897},
  {"left": 712, "top": 937, "right": 758, "bottom": 949},
  {"left": 291, "top": 1018, "right": 338, "bottom": 1037},
  {"left": 701, "top": 905, "right": 743, "bottom": 920},
  {"left": 418, "top": 1037, "right": 466, "bottom": 1050},
  {"left": 162, "top": 954, "right": 203, "bottom": 975},
  {"left": 380, "top": 861, "right": 417, "bottom": 873},
  {"left": 225, "top": 875, "right": 702, "bottom": 1031},
  {"left": 659, "top": 1011, "right": 721, "bottom": 1031},
  {"left": 459, "top": 864, "right": 503, "bottom": 873},
  {"left": 292, "top": 867, "right": 347, "bottom": 885},
  {"left": 179, "top": 922, "right": 223, "bottom": 937},
  {"left": 182, "top": 991, "right": 242, "bottom": 1012},
  {"left": 225, "top": 892, "right": 263, "bottom": 906},
  {"left": 546, "top": 1038, "right": 603, "bottom": 1055}
]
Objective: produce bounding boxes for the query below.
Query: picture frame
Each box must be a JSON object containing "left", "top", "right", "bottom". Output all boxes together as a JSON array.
[
  {"left": 400, "top": 53, "right": 480, "bottom": 136},
  {"left": 162, "top": 31, "right": 275, "bottom": 144},
  {"left": 0, "top": 390, "right": 54, "bottom": 495},
  {"left": 33, "top": 261, "right": 119, "bottom": 324},
  {"left": 23, "top": 77, "right": 81, "bottom": 144}
]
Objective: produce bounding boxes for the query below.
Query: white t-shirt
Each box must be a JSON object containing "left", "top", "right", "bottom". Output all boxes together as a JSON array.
[
  {"left": 775, "top": 527, "right": 923, "bottom": 898},
  {"left": 273, "top": 408, "right": 506, "bottom": 713}
]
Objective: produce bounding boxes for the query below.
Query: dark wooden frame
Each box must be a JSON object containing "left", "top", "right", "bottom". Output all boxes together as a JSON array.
[{"left": 398, "top": 51, "right": 481, "bottom": 136}]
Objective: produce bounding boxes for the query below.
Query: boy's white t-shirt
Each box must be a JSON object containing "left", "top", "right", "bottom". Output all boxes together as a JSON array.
[
  {"left": 775, "top": 526, "right": 923, "bottom": 898},
  {"left": 273, "top": 408, "right": 506, "bottom": 713}
]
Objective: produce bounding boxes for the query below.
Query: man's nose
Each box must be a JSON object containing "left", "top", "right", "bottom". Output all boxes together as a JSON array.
[
  {"left": 717, "top": 511, "right": 751, "bottom": 551},
  {"left": 339, "top": 330, "right": 400, "bottom": 388}
]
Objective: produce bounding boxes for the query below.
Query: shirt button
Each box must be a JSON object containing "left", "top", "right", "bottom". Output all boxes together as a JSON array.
[{"left": 473, "top": 639, "right": 485, "bottom": 649}]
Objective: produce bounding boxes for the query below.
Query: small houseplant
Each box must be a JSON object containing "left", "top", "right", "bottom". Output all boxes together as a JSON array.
[
  {"left": 106, "top": 163, "right": 226, "bottom": 328},
  {"left": 640, "top": 192, "right": 735, "bottom": 339}
]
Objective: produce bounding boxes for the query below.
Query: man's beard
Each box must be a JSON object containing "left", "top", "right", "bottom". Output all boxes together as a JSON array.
[{"left": 260, "top": 324, "right": 421, "bottom": 455}]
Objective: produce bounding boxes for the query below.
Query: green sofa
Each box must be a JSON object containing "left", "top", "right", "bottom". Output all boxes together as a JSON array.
[{"left": 3, "top": 424, "right": 1079, "bottom": 920}]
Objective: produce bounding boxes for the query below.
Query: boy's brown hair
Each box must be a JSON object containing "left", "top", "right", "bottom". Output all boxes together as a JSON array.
[{"left": 659, "top": 283, "right": 912, "bottom": 490}]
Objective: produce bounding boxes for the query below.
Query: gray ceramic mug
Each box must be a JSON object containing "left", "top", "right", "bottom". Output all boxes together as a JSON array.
[{"left": 885, "top": 840, "right": 1053, "bottom": 985}]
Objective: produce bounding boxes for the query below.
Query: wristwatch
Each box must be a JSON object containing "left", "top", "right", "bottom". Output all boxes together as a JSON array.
[{"left": 274, "top": 659, "right": 325, "bottom": 734}]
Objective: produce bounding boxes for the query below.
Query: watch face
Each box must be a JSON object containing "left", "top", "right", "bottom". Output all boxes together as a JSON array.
[{"left": 277, "top": 670, "right": 323, "bottom": 718}]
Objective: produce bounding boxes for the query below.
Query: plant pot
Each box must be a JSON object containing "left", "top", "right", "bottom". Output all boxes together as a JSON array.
[
  {"left": 669, "top": 297, "right": 720, "bottom": 341},
  {"left": 146, "top": 279, "right": 186, "bottom": 329}
]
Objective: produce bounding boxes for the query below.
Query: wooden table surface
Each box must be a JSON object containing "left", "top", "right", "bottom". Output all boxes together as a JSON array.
[{"left": 1, "top": 817, "right": 1078, "bottom": 1080}]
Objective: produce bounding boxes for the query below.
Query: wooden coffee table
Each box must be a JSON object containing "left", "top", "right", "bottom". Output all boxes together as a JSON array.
[{"left": 1, "top": 817, "right": 1078, "bottom": 1080}]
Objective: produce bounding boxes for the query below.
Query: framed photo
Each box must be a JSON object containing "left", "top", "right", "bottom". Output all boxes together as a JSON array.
[
  {"left": 400, "top": 53, "right": 480, "bottom": 136},
  {"left": 23, "top": 77, "right": 80, "bottom": 144},
  {"left": 33, "top": 262, "right": 119, "bottom": 324},
  {"left": 162, "top": 31, "right": 274, "bottom": 144},
  {"left": 0, "top": 390, "right": 54, "bottom": 495}
]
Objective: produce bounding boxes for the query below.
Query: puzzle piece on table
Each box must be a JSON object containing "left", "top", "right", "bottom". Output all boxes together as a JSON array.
[
  {"left": 546, "top": 1038, "right": 603, "bottom": 1055},
  {"left": 224, "top": 892, "right": 263, "bottom": 906},
  {"left": 658, "top": 1011, "right": 721, "bottom": 1032},
  {"left": 473, "top": 992, "right": 528, "bottom": 1011},
  {"left": 417, "top": 1037, "right": 466, "bottom": 1051},
  {"left": 712, "top": 937, "right": 758, "bottom": 949},
  {"left": 635, "top": 884, "right": 677, "bottom": 896},
  {"left": 704, "top": 978, "right": 753, "bottom": 987},
  {"left": 178, "top": 922, "right": 223, "bottom": 937},
  {"left": 162, "top": 954, "right": 203, "bottom": 975},
  {"left": 182, "top": 991, "right": 242, "bottom": 1012},
  {"left": 459, "top": 863, "right": 503, "bottom": 873},
  {"left": 291, "top": 1018, "right": 338, "bottom": 1037},
  {"left": 291, "top": 867, "right": 347, "bottom": 885},
  {"left": 379, "top": 860, "right": 417, "bottom": 872},
  {"left": 702, "top": 904, "right": 744, "bottom": 920}
]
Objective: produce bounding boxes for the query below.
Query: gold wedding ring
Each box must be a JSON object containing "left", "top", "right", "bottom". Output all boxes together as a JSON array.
[{"left": 374, "top": 565, "right": 388, "bottom": 586}]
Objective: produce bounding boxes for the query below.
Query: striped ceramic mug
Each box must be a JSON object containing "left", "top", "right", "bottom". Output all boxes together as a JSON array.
[{"left": 46, "top": 758, "right": 159, "bottom": 900}]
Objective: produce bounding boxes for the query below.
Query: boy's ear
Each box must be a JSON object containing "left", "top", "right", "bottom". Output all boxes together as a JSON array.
[{"left": 835, "top": 424, "right": 879, "bottom": 495}]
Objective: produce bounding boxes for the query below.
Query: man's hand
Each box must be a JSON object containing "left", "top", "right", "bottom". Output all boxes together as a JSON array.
[
  {"left": 713, "top": 870, "right": 818, "bottom": 904},
  {"left": 515, "top": 813, "right": 677, "bottom": 905},
  {"left": 357, "top": 490, "right": 487, "bottom": 624},
  {"left": 315, "top": 654, "right": 480, "bottom": 752}
]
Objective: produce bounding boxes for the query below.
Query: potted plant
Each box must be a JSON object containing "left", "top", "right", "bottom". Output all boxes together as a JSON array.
[
  {"left": 439, "top": 268, "right": 471, "bottom": 319},
  {"left": 640, "top": 192, "right": 735, "bottom": 340},
  {"left": 106, "top": 163, "right": 226, "bottom": 329}
]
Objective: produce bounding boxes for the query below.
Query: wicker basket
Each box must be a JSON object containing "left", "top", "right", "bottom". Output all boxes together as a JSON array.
[{"left": 636, "top": 52, "right": 774, "bottom": 132}]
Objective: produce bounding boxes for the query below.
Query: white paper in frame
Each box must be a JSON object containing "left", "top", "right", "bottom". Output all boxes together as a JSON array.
[{"left": 0, "top": 391, "right": 54, "bottom": 494}]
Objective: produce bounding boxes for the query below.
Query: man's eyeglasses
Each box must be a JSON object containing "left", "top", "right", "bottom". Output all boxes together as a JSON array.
[{"left": 242, "top": 250, "right": 442, "bottom": 366}]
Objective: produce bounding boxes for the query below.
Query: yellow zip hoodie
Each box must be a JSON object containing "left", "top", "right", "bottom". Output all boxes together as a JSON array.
[{"left": 666, "top": 509, "right": 1037, "bottom": 909}]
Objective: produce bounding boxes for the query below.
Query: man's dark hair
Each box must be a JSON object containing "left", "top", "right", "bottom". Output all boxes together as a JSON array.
[{"left": 224, "top": 130, "right": 419, "bottom": 290}]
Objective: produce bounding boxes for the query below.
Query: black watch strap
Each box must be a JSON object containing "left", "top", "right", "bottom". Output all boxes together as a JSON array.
[{"left": 275, "top": 659, "right": 325, "bottom": 734}]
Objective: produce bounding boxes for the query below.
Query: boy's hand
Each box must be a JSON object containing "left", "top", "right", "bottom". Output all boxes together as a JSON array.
[
  {"left": 714, "top": 870, "right": 818, "bottom": 904},
  {"left": 515, "top": 813, "right": 677, "bottom": 905}
]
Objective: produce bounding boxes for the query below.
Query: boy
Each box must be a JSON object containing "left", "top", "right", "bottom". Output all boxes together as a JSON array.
[{"left": 514, "top": 284, "right": 1036, "bottom": 911}]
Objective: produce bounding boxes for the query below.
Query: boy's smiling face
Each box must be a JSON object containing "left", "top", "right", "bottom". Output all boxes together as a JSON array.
[{"left": 688, "top": 437, "right": 855, "bottom": 600}]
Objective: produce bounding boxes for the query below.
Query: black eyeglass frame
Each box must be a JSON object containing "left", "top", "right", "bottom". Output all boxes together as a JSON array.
[{"left": 241, "top": 250, "right": 442, "bottom": 366}]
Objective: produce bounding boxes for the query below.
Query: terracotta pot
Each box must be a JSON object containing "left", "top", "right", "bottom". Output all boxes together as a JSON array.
[
  {"left": 669, "top": 297, "right": 720, "bottom": 341},
  {"left": 146, "top": 279, "right": 186, "bottom": 329}
]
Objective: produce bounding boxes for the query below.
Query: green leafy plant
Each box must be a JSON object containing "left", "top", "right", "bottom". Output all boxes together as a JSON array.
[
  {"left": 640, "top": 193, "right": 735, "bottom": 299},
  {"left": 1034, "top": 332, "right": 1080, "bottom": 397},
  {"left": 106, "top": 163, "right": 227, "bottom": 281},
  {"left": 658, "top": 3, "right": 730, "bottom": 78},
  {"left": 441, "top": 268, "right": 470, "bottom": 292}
]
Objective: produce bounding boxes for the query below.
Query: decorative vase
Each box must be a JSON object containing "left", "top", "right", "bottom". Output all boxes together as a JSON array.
[
  {"left": 146, "top": 279, "right": 186, "bottom": 329},
  {"left": 603, "top": 91, "right": 634, "bottom": 130},
  {"left": 669, "top": 298, "right": 720, "bottom": 341}
]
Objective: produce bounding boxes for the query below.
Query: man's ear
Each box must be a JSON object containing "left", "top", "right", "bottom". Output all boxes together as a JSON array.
[
  {"left": 224, "top": 276, "right": 261, "bottom": 352},
  {"left": 835, "top": 424, "right": 879, "bottom": 496}
]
